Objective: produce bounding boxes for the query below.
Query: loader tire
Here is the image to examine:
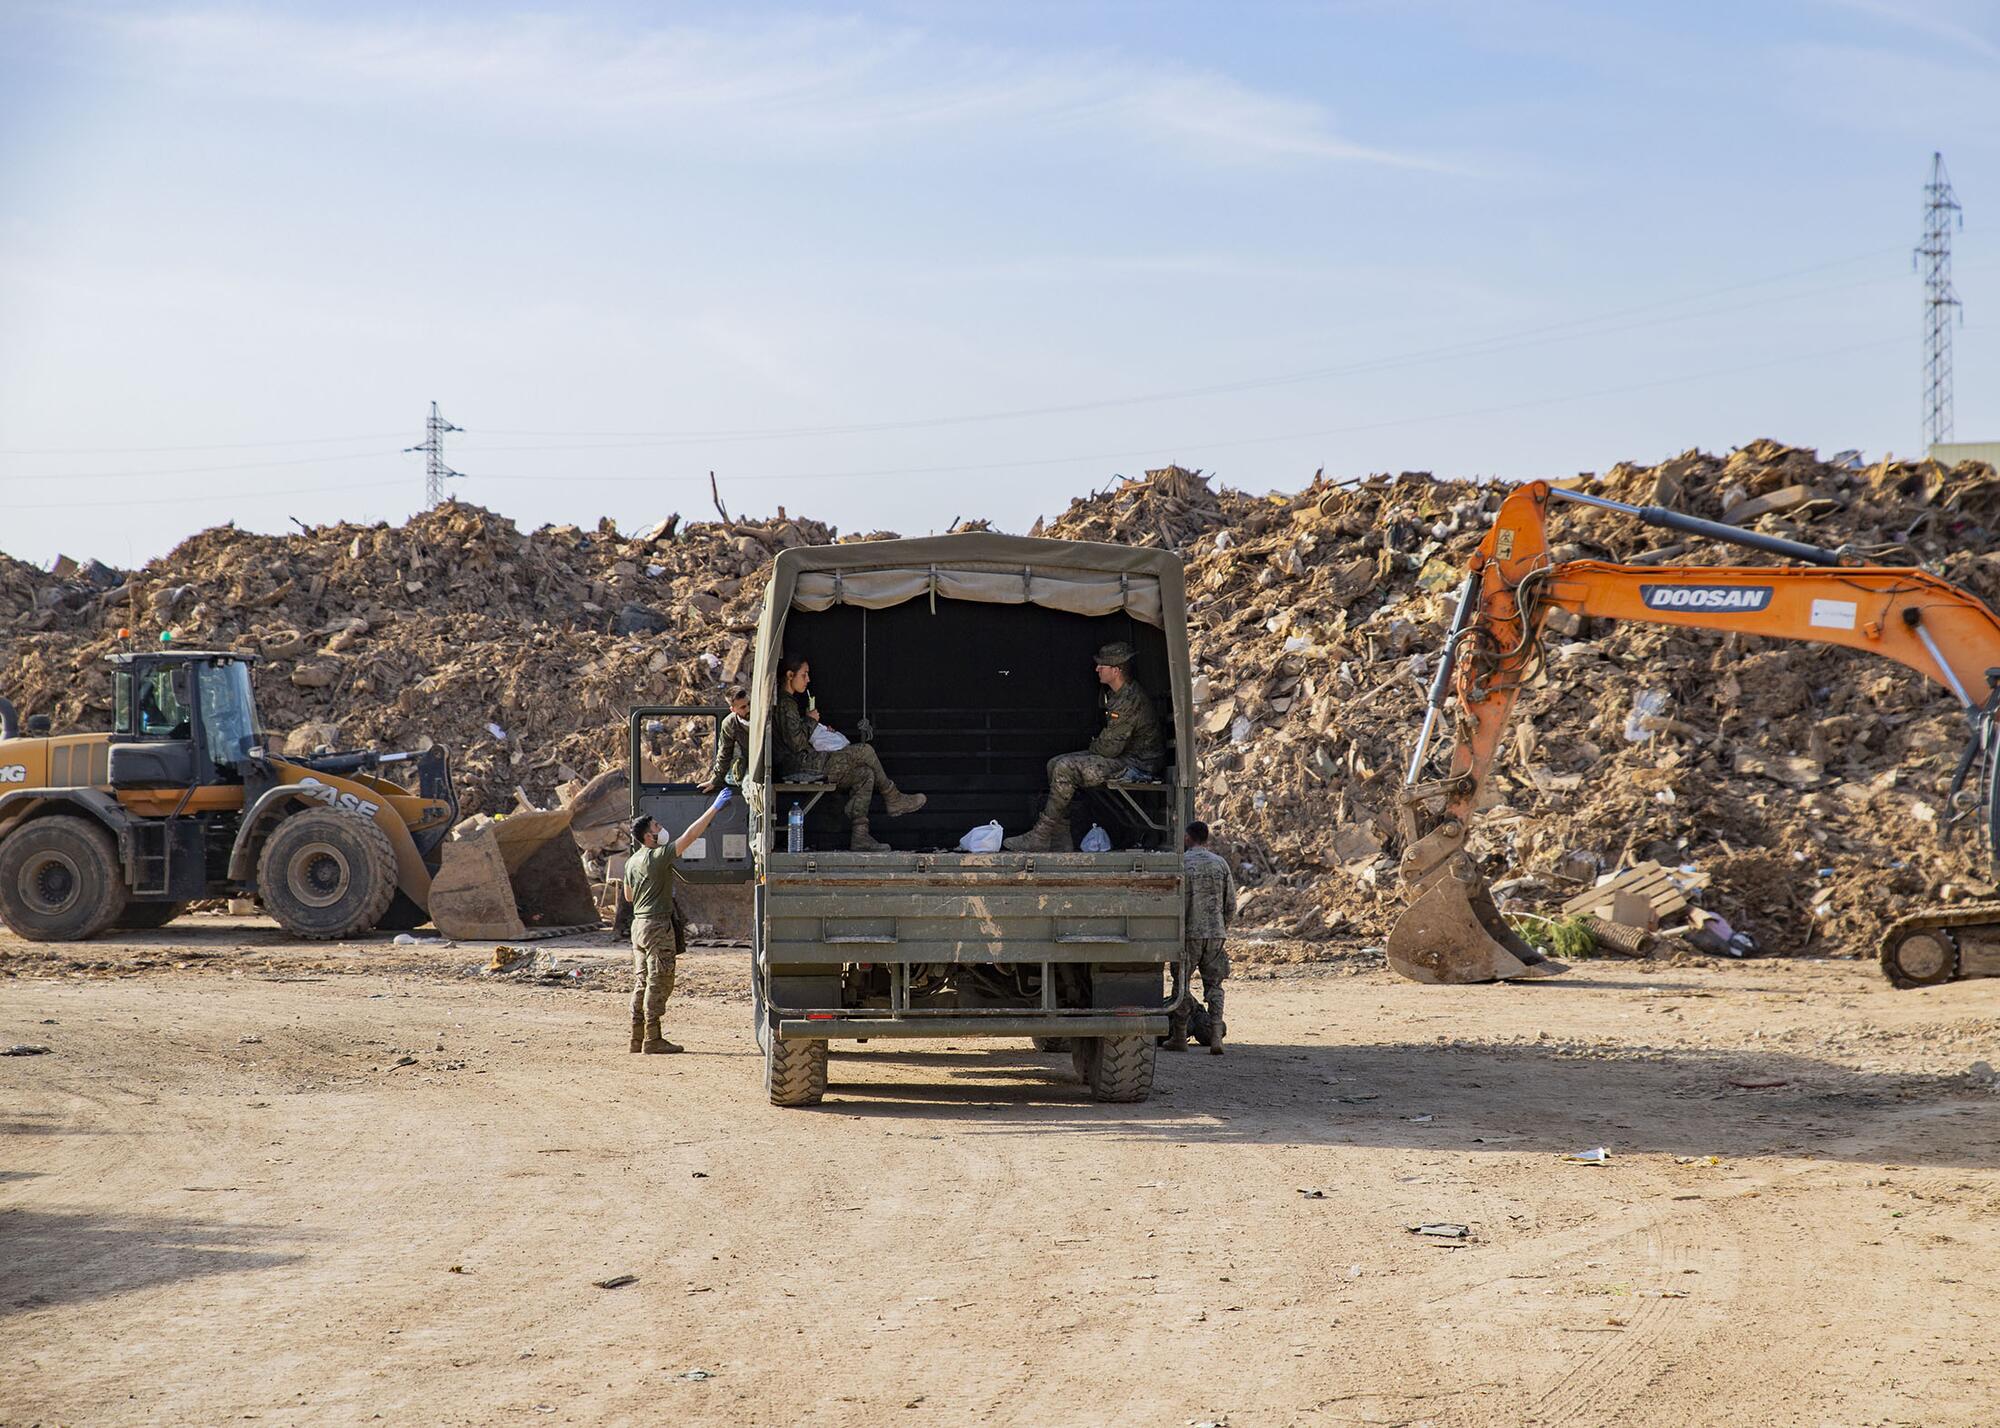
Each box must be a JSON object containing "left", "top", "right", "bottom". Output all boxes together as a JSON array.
[
  {"left": 0, "top": 815, "right": 128, "bottom": 942},
  {"left": 257, "top": 809, "right": 397, "bottom": 941},
  {"left": 1079, "top": 1034, "right": 1155, "bottom": 1104},
  {"left": 117, "top": 901, "right": 188, "bottom": 931},
  {"left": 765, "top": 1035, "right": 828, "bottom": 1107}
]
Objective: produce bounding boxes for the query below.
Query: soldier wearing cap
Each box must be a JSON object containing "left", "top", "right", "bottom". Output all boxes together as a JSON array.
[{"left": 1005, "top": 641, "right": 1166, "bottom": 852}]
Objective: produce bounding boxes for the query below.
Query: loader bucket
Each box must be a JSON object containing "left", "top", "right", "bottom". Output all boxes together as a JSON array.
[
  {"left": 426, "top": 810, "right": 600, "bottom": 941},
  {"left": 1385, "top": 855, "right": 1567, "bottom": 985}
]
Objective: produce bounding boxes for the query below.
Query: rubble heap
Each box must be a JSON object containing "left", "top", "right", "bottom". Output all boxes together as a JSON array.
[
  {"left": 6, "top": 437, "right": 1999, "bottom": 959},
  {"left": 2, "top": 503, "right": 833, "bottom": 814},
  {"left": 1038, "top": 441, "right": 2000, "bottom": 955}
]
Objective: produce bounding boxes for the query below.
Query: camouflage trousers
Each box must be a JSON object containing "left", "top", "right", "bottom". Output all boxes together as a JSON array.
[
  {"left": 1171, "top": 937, "right": 1228, "bottom": 1038},
  {"left": 629, "top": 917, "right": 679, "bottom": 1026},
  {"left": 1039, "top": 752, "right": 1127, "bottom": 820},
  {"left": 822, "top": 743, "right": 893, "bottom": 823}
]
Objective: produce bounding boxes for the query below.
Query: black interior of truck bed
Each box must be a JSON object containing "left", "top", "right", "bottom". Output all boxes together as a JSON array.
[{"left": 778, "top": 596, "right": 1176, "bottom": 852}]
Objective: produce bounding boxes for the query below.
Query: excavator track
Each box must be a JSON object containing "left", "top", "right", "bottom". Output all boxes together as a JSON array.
[{"left": 1877, "top": 900, "right": 2000, "bottom": 988}]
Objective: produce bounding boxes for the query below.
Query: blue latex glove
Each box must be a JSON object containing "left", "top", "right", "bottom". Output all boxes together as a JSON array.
[{"left": 711, "top": 787, "right": 734, "bottom": 810}]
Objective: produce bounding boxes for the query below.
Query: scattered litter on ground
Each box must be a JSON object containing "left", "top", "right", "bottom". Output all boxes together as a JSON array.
[
  {"left": 3, "top": 1044, "right": 52, "bottom": 1056},
  {"left": 593, "top": 1274, "right": 638, "bottom": 1290},
  {"left": 1563, "top": 1147, "right": 1611, "bottom": 1165},
  {"left": 1407, "top": 1222, "right": 1471, "bottom": 1240}
]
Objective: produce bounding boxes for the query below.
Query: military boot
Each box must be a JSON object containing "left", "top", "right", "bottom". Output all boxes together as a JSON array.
[
  {"left": 630, "top": 1016, "right": 646, "bottom": 1053},
  {"left": 641, "top": 1019, "right": 683, "bottom": 1054},
  {"left": 1208, "top": 1013, "right": 1226, "bottom": 1056},
  {"left": 1003, "top": 814, "right": 1069, "bottom": 852},
  {"left": 882, "top": 786, "right": 927, "bottom": 817},
  {"left": 850, "top": 820, "right": 889, "bottom": 852}
]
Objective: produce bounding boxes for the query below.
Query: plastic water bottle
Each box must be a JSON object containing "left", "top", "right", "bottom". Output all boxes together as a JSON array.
[{"left": 787, "top": 801, "right": 805, "bottom": 853}]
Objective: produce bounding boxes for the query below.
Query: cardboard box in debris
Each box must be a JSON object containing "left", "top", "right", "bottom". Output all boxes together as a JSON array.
[{"left": 6, "top": 438, "right": 1998, "bottom": 958}]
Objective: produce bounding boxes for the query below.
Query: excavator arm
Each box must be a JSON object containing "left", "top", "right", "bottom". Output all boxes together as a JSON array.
[{"left": 1387, "top": 480, "right": 2000, "bottom": 985}]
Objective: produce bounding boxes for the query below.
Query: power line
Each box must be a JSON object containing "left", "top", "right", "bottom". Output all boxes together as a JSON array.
[
  {"left": 466, "top": 331, "right": 1913, "bottom": 487},
  {"left": 453, "top": 244, "right": 1912, "bottom": 450},
  {"left": 0, "top": 448, "right": 402, "bottom": 483},
  {"left": 0, "top": 432, "right": 406, "bottom": 457},
  {"left": 9, "top": 479, "right": 410, "bottom": 511},
  {"left": 3, "top": 246, "right": 1945, "bottom": 478},
  {"left": 6, "top": 330, "right": 1912, "bottom": 514}
]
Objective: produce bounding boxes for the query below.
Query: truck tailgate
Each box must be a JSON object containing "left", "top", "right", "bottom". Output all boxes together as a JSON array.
[{"left": 764, "top": 850, "right": 1182, "bottom": 964}]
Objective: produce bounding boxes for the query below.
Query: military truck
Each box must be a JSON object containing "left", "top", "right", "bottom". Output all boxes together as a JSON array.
[{"left": 631, "top": 533, "right": 1193, "bottom": 1106}]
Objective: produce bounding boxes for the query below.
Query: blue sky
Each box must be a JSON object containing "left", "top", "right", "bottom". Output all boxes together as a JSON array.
[{"left": 2, "top": 1, "right": 1996, "bottom": 566}]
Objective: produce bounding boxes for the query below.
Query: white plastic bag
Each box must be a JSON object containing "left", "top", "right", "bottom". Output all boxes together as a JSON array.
[
  {"left": 957, "top": 821, "right": 1004, "bottom": 853},
  {"left": 810, "top": 724, "right": 850, "bottom": 752},
  {"left": 1080, "top": 824, "right": 1112, "bottom": 853}
]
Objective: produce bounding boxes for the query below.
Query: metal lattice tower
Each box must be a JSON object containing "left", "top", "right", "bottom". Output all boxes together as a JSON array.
[
  {"left": 1915, "top": 151, "right": 1964, "bottom": 449},
  {"left": 405, "top": 401, "right": 464, "bottom": 508}
]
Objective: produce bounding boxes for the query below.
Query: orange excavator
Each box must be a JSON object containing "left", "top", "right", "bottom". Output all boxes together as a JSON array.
[{"left": 1388, "top": 480, "right": 2000, "bottom": 990}]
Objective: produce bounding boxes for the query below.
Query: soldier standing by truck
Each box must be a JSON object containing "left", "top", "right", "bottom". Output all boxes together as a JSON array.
[
  {"left": 701, "top": 686, "right": 752, "bottom": 794},
  {"left": 1005, "top": 642, "right": 1167, "bottom": 852},
  {"left": 625, "top": 791, "right": 729, "bottom": 1054},
  {"left": 1171, "top": 820, "right": 1236, "bottom": 1055}
]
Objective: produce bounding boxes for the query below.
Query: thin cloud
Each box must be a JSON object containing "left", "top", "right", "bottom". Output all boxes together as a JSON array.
[
  {"left": 98, "top": 9, "right": 1455, "bottom": 171},
  {"left": 1776, "top": 40, "right": 2000, "bottom": 139},
  {"left": 1814, "top": 0, "right": 2000, "bottom": 61}
]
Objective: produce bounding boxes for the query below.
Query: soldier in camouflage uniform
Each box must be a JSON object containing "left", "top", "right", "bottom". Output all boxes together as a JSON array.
[
  {"left": 774, "top": 655, "right": 926, "bottom": 851},
  {"left": 1169, "top": 820, "right": 1236, "bottom": 1054},
  {"left": 701, "top": 686, "right": 752, "bottom": 794},
  {"left": 623, "top": 795, "right": 728, "bottom": 1054},
  {"left": 1005, "top": 641, "right": 1167, "bottom": 852}
]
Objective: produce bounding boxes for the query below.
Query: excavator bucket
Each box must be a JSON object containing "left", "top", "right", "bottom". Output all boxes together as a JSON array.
[
  {"left": 426, "top": 809, "right": 600, "bottom": 941},
  {"left": 1392, "top": 844, "right": 1560, "bottom": 980}
]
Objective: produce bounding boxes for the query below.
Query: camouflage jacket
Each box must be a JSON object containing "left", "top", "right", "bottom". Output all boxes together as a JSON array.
[
  {"left": 1088, "top": 678, "right": 1166, "bottom": 773},
  {"left": 711, "top": 711, "right": 750, "bottom": 787},
  {"left": 773, "top": 696, "right": 827, "bottom": 779},
  {"left": 1182, "top": 846, "right": 1236, "bottom": 940}
]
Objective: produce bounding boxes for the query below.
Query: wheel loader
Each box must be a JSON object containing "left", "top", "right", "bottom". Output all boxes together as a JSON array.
[
  {"left": 1389, "top": 480, "right": 2000, "bottom": 990},
  {"left": 0, "top": 648, "right": 595, "bottom": 942}
]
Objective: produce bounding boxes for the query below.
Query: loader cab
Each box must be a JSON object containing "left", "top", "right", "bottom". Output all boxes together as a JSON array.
[{"left": 107, "top": 651, "right": 263, "bottom": 787}]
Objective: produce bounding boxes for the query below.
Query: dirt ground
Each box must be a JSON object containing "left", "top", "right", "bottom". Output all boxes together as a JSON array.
[{"left": 5, "top": 921, "right": 2000, "bottom": 1428}]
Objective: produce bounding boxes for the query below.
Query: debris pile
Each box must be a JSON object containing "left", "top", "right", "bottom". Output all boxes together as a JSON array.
[
  {"left": 1040, "top": 440, "right": 2000, "bottom": 956},
  {"left": 1, "top": 502, "right": 833, "bottom": 814},
  {"left": 6, "top": 437, "right": 1999, "bottom": 959}
]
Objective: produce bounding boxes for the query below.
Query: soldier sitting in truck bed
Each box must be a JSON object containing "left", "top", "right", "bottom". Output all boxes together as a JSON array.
[
  {"left": 1005, "top": 642, "right": 1166, "bottom": 852},
  {"left": 773, "top": 655, "right": 926, "bottom": 851}
]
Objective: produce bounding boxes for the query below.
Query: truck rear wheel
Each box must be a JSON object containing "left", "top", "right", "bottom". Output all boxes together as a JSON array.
[
  {"left": 1032, "top": 1036, "right": 1070, "bottom": 1052},
  {"left": 256, "top": 809, "right": 398, "bottom": 941},
  {"left": 117, "top": 901, "right": 188, "bottom": 931},
  {"left": 0, "top": 815, "right": 128, "bottom": 941},
  {"left": 766, "top": 1036, "right": 827, "bottom": 1107},
  {"left": 1071, "top": 1035, "right": 1155, "bottom": 1103}
]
